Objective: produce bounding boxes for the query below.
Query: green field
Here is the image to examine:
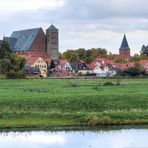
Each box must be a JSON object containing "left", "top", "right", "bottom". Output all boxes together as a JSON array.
[{"left": 0, "top": 78, "right": 148, "bottom": 128}]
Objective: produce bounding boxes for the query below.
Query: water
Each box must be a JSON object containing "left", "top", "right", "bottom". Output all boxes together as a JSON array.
[{"left": 0, "top": 128, "right": 148, "bottom": 148}]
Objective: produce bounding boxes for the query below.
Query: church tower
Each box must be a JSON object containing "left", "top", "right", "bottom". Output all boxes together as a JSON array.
[
  {"left": 119, "top": 34, "right": 130, "bottom": 57},
  {"left": 46, "top": 25, "right": 59, "bottom": 60}
]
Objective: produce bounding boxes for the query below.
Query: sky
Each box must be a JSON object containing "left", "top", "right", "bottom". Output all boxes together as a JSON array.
[{"left": 0, "top": 0, "right": 148, "bottom": 55}]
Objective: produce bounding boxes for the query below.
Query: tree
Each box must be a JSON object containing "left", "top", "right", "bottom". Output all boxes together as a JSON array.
[
  {"left": 59, "top": 52, "right": 65, "bottom": 60},
  {"left": 63, "top": 50, "right": 79, "bottom": 62},
  {"left": 124, "top": 62, "right": 145, "bottom": 76},
  {"left": 0, "top": 41, "right": 12, "bottom": 59},
  {"left": 77, "top": 48, "right": 86, "bottom": 62},
  {"left": 49, "top": 59, "right": 55, "bottom": 69},
  {"left": 140, "top": 53, "right": 148, "bottom": 60},
  {"left": 10, "top": 54, "right": 26, "bottom": 72},
  {"left": 107, "top": 52, "right": 115, "bottom": 60},
  {"left": 130, "top": 54, "right": 140, "bottom": 62},
  {"left": 114, "top": 58, "right": 126, "bottom": 63},
  {"left": 0, "top": 59, "right": 11, "bottom": 74},
  {"left": 97, "top": 48, "right": 107, "bottom": 58},
  {"left": 61, "top": 47, "right": 108, "bottom": 63}
]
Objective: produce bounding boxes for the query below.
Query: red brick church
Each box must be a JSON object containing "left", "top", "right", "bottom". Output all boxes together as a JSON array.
[{"left": 4, "top": 24, "right": 59, "bottom": 65}]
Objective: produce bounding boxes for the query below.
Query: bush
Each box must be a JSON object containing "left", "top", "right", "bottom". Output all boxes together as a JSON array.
[
  {"left": 116, "top": 79, "right": 121, "bottom": 86},
  {"left": 102, "top": 116, "right": 112, "bottom": 124},
  {"left": 6, "top": 71, "right": 26, "bottom": 79},
  {"left": 103, "top": 82, "right": 114, "bottom": 86},
  {"left": 88, "top": 115, "right": 101, "bottom": 125},
  {"left": 68, "top": 80, "right": 80, "bottom": 87}
]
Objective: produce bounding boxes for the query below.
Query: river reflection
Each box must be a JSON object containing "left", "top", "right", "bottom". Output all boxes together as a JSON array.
[{"left": 0, "top": 128, "right": 148, "bottom": 148}]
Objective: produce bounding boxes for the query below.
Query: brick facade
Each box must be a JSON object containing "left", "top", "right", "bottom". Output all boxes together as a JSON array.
[{"left": 30, "top": 28, "right": 46, "bottom": 52}]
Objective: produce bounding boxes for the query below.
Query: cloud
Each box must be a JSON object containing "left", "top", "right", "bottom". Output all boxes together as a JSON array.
[
  {"left": 0, "top": 0, "right": 65, "bottom": 12},
  {"left": 52, "top": 0, "right": 148, "bottom": 20},
  {"left": 0, "top": 0, "right": 148, "bottom": 54}
]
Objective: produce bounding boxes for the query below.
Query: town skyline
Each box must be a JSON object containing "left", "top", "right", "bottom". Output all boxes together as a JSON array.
[{"left": 1, "top": 0, "right": 148, "bottom": 55}]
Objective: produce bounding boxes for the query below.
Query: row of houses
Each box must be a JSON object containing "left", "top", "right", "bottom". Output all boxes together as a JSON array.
[
  {"left": 24, "top": 56, "right": 148, "bottom": 77},
  {"left": 58, "top": 58, "right": 148, "bottom": 77}
]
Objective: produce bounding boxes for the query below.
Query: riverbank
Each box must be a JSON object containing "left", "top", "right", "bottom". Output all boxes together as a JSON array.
[{"left": 0, "top": 78, "right": 148, "bottom": 128}]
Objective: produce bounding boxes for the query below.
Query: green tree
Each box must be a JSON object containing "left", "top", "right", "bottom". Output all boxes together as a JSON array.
[
  {"left": 107, "top": 52, "right": 115, "bottom": 60},
  {"left": 130, "top": 54, "right": 140, "bottom": 62},
  {"left": 77, "top": 48, "right": 86, "bottom": 62},
  {"left": 124, "top": 62, "right": 145, "bottom": 76},
  {"left": 114, "top": 58, "right": 126, "bottom": 63},
  {"left": 97, "top": 48, "right": 107, "bottom": 58},
  {"left": 0, "top": 59, "right": 11, "bottom": 74},
  {"left": 63, "top": 50, "right": 79, "bottom": 62},
  {"left": 10, "top": 54, "right": 26, "bottom": 72},
  {"left": 0, "top": 41, "right": 12, "bottom": 59}
]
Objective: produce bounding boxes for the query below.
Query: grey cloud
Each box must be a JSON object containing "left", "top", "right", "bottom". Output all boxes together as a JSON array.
[
  {"left": 0, "top": 0, "right": 148, "bottom": 53},
  {"left": 53, "top": 0, "right": 148, "bottom": 20}
]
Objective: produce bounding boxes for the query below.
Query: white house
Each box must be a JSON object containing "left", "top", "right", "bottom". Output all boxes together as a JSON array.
[
  {"left": 89, "top": 58, "right": 116, "bottom": 77},
  {"left": 58, "top": 60, "right": 73, "bottom": 72}
]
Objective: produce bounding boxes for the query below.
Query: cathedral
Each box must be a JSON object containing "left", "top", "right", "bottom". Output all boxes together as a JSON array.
[{"left": 3, "top": 24, "right": 59, "bottom": 62}]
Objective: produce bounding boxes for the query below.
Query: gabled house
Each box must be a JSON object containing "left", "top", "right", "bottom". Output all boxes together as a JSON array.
[
  {"left": 26, "top": 57, "right": 48, "bottom": 77},
  {"left": 89, "top": 58, "right": 117, "bottom": 76},
  {"left": 57, "top": 60, "right": 73, "bottom": 72},
  {"left": 89, "top": 58, "right": 109, "bottom": 76},
  {"left": 114, "top": 62, "right": 134, "bottom": 71},
  {"left": 70, "top": 60, "right": 90, "bottom": 74}
]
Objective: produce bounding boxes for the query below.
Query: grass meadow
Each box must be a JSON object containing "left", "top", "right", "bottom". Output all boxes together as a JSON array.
[{"left": 0, "top": 78, "right": 148, "bottom": 128}]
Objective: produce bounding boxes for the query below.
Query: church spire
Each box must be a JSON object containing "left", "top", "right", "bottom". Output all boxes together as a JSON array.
[
  {"left": 119, "top": 34, "right": 131, "bottom": 58},
  {"left": 119, "top": 34, "right": 130, "bottom": 51}
]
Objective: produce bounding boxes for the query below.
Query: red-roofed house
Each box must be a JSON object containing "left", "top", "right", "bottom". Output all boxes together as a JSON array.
[
  {"left": 89, "top": 58, "right": 116, "bottom": 76},
  {"left": 57, "top": 60, "right": 73, "bottom": 72},
  {"left": 114, "top": 62, "right": 134, "bottom": 71},
  {"left": 26, "top": 57, "right": 48, "bottom": 77}
]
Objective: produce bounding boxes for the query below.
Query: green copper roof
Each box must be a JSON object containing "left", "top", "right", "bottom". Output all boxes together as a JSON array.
[{"left": 119, "top": 34, "right": 130, "bottom": 51}]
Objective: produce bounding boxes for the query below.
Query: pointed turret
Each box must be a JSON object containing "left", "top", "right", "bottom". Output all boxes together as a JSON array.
[
  {"left": 47, "top": 24, "right": 58, "bottom": 32},
  {"left": 119, "top": 34, "right": 130, "bottom": 51},
  {"left": 119, "top": 34, "right": 130, "bottom": 57}
]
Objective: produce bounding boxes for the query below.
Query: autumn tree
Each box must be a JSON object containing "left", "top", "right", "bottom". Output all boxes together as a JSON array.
[
  {"left": 63, "top": 50, "right": 79, "bottom": 62},
  {"left": 61, "top": 47, "right": 108, "bottom": 63}
]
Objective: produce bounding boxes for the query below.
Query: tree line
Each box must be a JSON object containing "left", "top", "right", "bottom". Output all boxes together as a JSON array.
[
  {"left": 59, "top": 48, "right": 148, "bottom": 63},
  {"left": 59, "top": 48, "right": 108, "bottom": 63}
]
